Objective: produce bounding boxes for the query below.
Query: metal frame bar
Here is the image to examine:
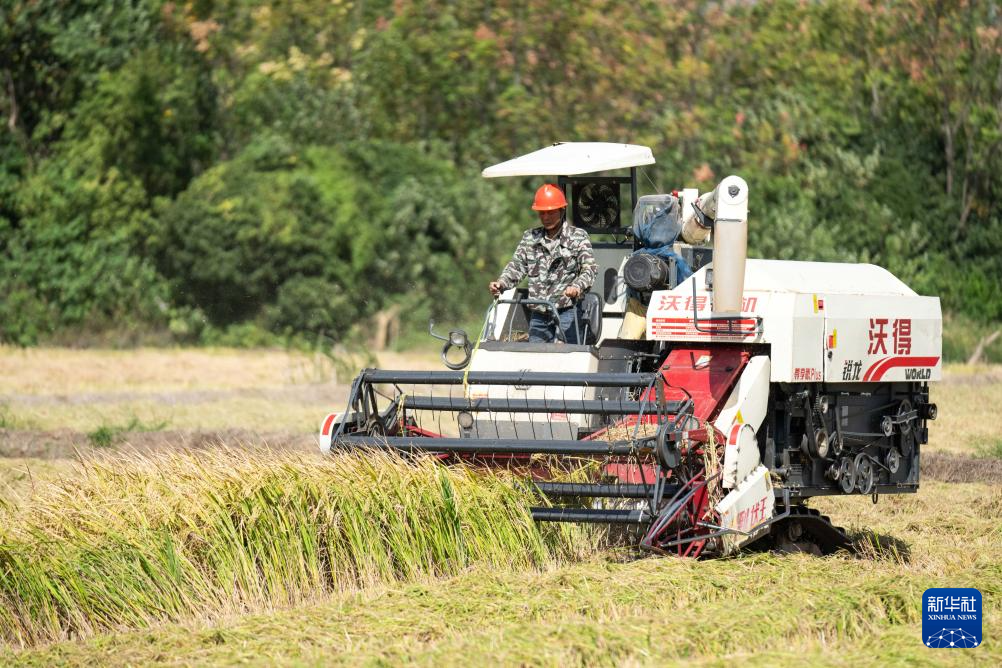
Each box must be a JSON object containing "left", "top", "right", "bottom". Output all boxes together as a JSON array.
[
  {"left": 330, "top": 362, "right": 710, "bottom": 536},
  {"left": 358, "top": 369, "right": 658, "bottom": 387},
  {"left": 533, "top": 482, "right": 681, "bottom": 499},
  {"left": 491, "top": 297, "right": 582, "bottom": 344},
  {"left": 336, "top": 436, "right": 644, "bottom": 456},
  {"left": 397, "top": 396, "right": 682, "bottom": 415},
  {"left": 530, "top": 507, "right": 649, "bottom": 523},
  {"left": 690, "top": 278, "right": 763, "bottom": 336}
]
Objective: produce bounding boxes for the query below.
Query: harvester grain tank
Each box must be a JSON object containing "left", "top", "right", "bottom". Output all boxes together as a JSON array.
[{"left": 321, "top": 142, "right": 941, "bottom": 556}]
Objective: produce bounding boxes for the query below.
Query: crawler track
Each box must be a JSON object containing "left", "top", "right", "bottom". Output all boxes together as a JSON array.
[{"left": 767, "top": 505, "right": 853, "bottom": 555}]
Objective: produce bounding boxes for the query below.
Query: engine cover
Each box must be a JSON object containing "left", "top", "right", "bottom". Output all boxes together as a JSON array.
[{"left": 646, "top": 259, "right": 942, "bottom": 384}]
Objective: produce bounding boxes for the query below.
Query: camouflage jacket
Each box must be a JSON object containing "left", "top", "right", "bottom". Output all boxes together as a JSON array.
[{"left": 497, "top": 222, "right": 597, "bottom": 311}]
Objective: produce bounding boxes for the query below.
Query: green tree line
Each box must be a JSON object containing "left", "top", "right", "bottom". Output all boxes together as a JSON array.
[{"left": 1, "top": 0, "right": 1000, "bottom": 353}]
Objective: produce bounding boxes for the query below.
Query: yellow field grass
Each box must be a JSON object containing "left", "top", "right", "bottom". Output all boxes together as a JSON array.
[
  {"left": 0, "top": 458, "right": 73, "bottom": 505},
  {"left": 1, "top": 396, "right": 336, "bottom": 433},
  {"left": 928, "top": 365, "right": 1002, "bottom": 456},
  {"left": 0, "top": 348, "right": 998, "bottom": 665},
  {"left": 0, "top": 346, "right": 440, "bottom": 395},
  {"left": 2, "top": 348, "right": 998, "bottom": 459},
  {"left": 4, "top": 478, "right": 998, "bottom": 666},
  {"left": 0, "top": 347, "right": 441, "bottom": 434}
]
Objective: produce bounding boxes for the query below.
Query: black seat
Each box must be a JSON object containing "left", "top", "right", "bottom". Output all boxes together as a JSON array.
[{"left": 579, "top": 291, "right": 603, "bottom": 344}]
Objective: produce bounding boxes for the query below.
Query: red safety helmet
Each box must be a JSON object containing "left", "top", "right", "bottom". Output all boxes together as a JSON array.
[{"left": 532, "top": 183, "right": 567, "bottom": 211}]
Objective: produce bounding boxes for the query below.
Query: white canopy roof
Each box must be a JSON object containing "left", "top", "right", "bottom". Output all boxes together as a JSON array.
[{"left": 481, "top": 142, "right": 655, "bottom": 178}]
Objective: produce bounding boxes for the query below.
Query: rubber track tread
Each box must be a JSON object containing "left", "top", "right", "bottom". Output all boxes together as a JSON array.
[{"left": 785, "top": 506, "right": 853, "bottom": 554}]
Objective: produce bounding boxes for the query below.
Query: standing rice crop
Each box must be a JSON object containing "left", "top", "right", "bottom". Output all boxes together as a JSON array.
[{"left": 0, "top": 447, "right": 574, "bottom": 648}]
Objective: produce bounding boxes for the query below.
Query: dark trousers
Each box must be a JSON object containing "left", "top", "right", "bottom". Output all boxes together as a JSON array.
[{"left": 528, "top": 305, "right": 581, "bottom": 344}]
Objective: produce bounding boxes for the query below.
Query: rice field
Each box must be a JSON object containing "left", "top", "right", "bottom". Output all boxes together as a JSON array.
[
  {"left": 0, "top": 449, "right": 590, "bottom": 649},
  {"left": 3, "top": 478, "right": 999, "bottom": 666},
  {"left": 0, "top": 346, "right": 1000, "bottom": 665}
]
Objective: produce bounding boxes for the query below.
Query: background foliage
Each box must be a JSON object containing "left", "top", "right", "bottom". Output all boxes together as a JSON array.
[{"left": 1, "top": 0, "right": 1000, "bottom": 355}]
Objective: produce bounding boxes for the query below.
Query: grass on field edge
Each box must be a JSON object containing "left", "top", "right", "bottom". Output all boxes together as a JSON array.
[
  {"left": 0, "top": 448, "right": 597, "bottom": 649},
  {"left": 7, "top": 546, "right": 1000, "bottom": 666},
  {"left": 0, "top": 456, "right": 999, "bottom": 664}
]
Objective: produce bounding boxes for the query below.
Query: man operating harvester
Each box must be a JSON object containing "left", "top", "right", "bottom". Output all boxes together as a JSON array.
[{"left": 489, "top": 183, "right": 597, "bottom": 343}]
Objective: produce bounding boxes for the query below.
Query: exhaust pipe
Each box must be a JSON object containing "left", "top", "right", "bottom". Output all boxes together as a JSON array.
[{"left": 696, "top": 176, "right": 748, "bottom": 314}]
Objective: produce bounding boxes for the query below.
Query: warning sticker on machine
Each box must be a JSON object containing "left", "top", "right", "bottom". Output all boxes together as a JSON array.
[{"left": 650, "top": 317, "right": 759, "bottom": 339}]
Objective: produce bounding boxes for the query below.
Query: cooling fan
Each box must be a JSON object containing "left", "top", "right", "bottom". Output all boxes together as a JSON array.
[{"left": 573, "top": 182, "right": 621, "bottom": 230}]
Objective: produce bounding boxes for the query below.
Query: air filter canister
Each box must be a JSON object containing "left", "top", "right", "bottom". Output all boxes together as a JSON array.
[{"left": 623, "top": 253, "right": 670, "bottom": 292}]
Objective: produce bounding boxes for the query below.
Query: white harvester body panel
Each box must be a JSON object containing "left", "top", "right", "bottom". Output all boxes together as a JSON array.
[
  {"left": 822, "top": 294, "right": 942, "bottom": 383},
  {"left": 714, "top": 465, "right": 775, "bottom": 554},
  {"left": 488, "top": 289, "right": 517, "bottom": 341},
  {"left": 646, "top": 260, "right": 942, "bottom": 383},
  {"left": 722, "top": 425, "right": 761, "bottom": 491},
  {"left": 714, "top": 356, "right": 771, "bottom": 489},
  {"left": 591, "top": 246, "right": 630, "bottom": 314},
  {"left": 318, "top": 413, "right": 339, "bottom": 454},
  {"left": 466, "top": 346, "right": 599, "bottom": 439}
]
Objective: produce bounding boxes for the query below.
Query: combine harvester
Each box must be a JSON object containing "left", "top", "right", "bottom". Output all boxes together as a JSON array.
[{"left": 320, "top": 143, "right": 941, "bottom": 557}]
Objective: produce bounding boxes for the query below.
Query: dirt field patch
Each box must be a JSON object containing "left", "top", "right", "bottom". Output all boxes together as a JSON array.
[
  {"left": 0, "top": 428, "right": 316, "bottom": 460},
  {"left": 0, "top": 346, "right": 438, "bottom": 396},
  {"left": 921, "top": 451, "right": 1002, "bottom": 485}
]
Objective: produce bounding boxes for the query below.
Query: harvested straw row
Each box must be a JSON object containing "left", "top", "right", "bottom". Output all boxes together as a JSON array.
[{"left": 0, "top": 448, "right": 573, "bottom": 648}]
